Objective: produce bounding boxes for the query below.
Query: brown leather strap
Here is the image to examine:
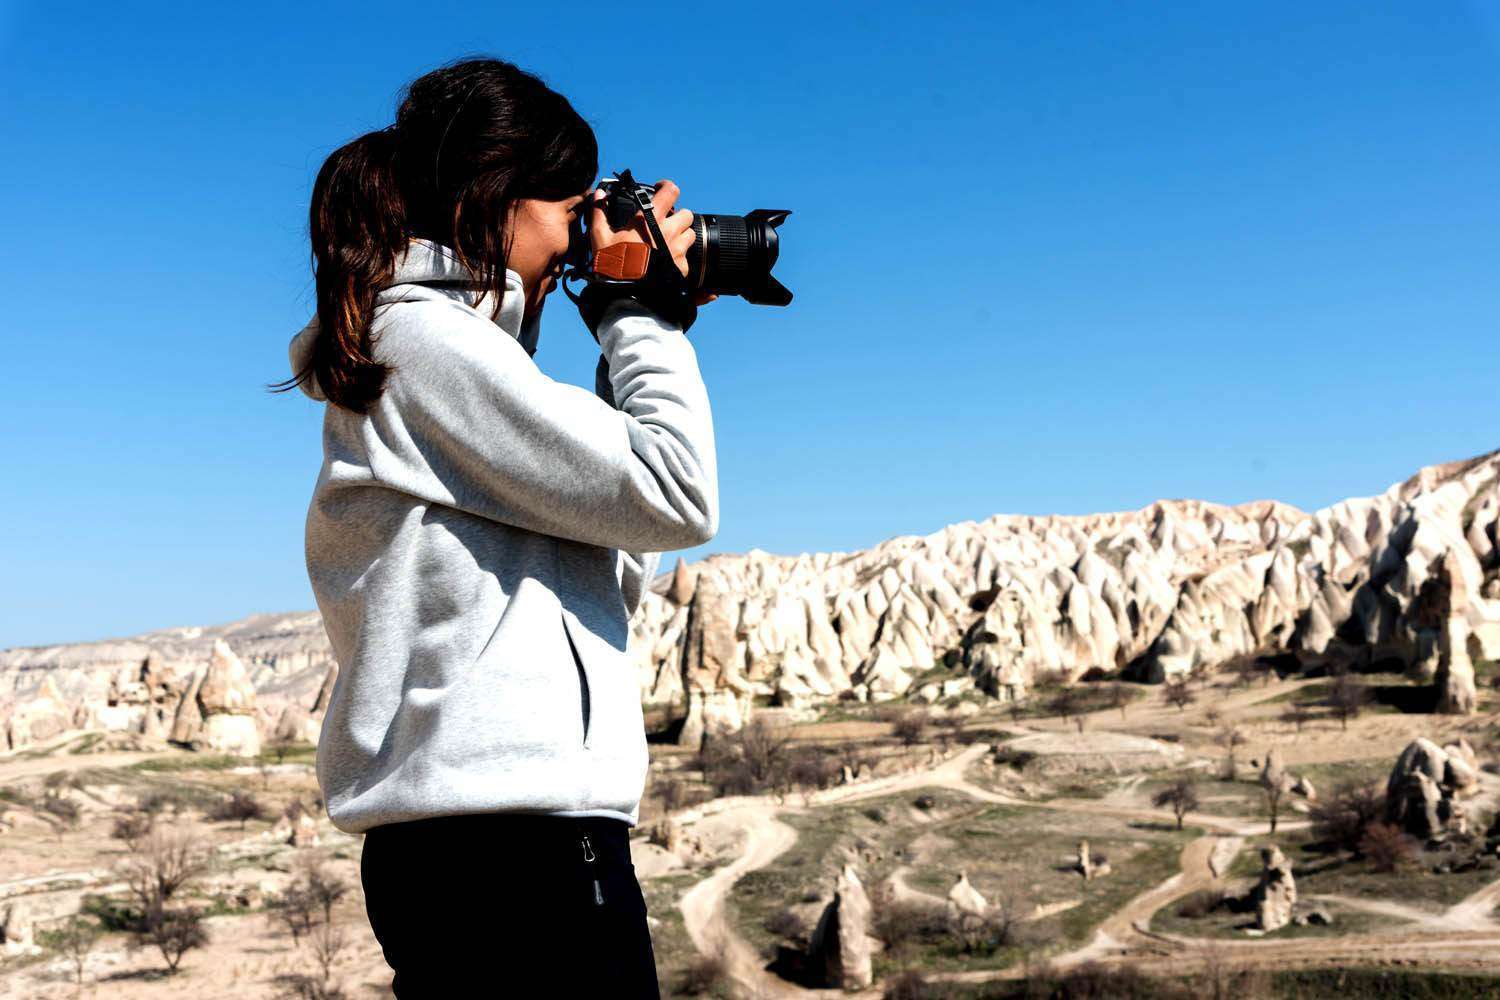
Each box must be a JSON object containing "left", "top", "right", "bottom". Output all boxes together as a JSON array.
[{"left": 592, "top": 242, "right": 651, "bottom": 280}]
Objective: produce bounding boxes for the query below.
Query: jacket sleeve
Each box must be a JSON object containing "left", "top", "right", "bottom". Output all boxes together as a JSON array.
[
  {"left": 594, "top": 354, "right": 664, "bottom": 618},
  {"left": 366, "top": 297, "right": 718, "bottom": 554}
]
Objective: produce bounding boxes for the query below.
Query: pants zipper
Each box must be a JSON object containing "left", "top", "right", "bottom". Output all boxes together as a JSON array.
[{"left": 581, "top": 832, "right": 604, "bottom": 906}]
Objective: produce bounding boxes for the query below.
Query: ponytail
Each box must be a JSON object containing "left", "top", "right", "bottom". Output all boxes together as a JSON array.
[
  {"left": 268, "top": 58, "right": 598, "bottom": 412},
  {"left": 298, "top": 127, "right": 407, "bottom": 413}
]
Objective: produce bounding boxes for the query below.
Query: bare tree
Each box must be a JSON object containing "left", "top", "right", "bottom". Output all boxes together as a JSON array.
[
  {"left": 307, "top": 918, "right": 348, "bottom": 996},
  {"left": 1164, "top": 679, "right": 1196, "bottom": 713},
  {"left": 1188, "top": 660, "right": 1214, "bottom": 689},
  {"left": 1230, "top": 659, "right": 1259, "bottom": 690},
  {"left": 1262, "top": 778, "right": 1285, "bottom": 834},
  {"left": 1310, "top": 781, "right": 1386, "bottom": 853},
  {"left": 697, "top": 719, "right": 794, "bottom": 796},
  {"left": 137, "top": 905, "right": 207, "bottom": 974},
  {"left": 124, "top": 828, "right": 209, "bottom": 915},
  {"left": 1216, "top": 726, "right": 1246, "bottom": 781},
  {"left": 1279, "top": 701, "right": 1311, "bottom": 736},
  {"left": 268, "top": 883, "right": 317, "bottom": 944},
  {"left": 1152, "top": 779, "right": 1200, "bottom": 830},
  {"left": 303, "top": 862, "right": 349, "bottom": 925},
  {"left": 267, "top": 734, "right": 297, "bottom": 765},
  {"left": 39, "top": 916, "right": 100, "bottom": 992},
  {"left": 1328, "top": 669, "right": 1371, "bottom": 732},
  {"left": 1049, "top": 687, "right": 1081, "bottom": 729}
]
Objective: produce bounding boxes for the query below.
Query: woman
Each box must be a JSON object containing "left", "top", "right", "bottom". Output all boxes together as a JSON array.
[{"left": 277, "top": 57, "right": 718, "bottom": 997}]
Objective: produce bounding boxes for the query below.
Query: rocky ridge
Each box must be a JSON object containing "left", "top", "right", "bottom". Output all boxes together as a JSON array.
[{"left": 3, "top": 450, "right": 1499, "bottom": 753}]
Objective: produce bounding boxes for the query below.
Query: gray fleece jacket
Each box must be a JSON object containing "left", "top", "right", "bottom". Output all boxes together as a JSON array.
[{"left": 289, "top": 238, "right": 717, "bottom": 834}]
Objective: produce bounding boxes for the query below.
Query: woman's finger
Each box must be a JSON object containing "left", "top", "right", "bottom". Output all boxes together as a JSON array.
[{"left": 651, "top": 179, "right": 679, "bottom": 220}]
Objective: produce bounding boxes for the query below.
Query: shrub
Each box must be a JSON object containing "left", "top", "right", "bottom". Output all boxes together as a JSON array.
[
  {"left": 1359, "top": 821, "right": 1420, "bottom": 873},
  {"left": 1175, "top": 888, "right": 1226, "bottom": 920},
  {"left": 785, "top": 748, "right": 840, "bottom": 791},
  {"left": 1040, "top": 961, "right": 1177, "bottom": 999},
  {"left": 872, "top": 900, "right": 949, "bottom": 956},
  {"left": 1164, "top": 679, "right": 1196, "bottom": 712},
  {"left": 38, "top": 916, "right": 101, "bottom": 989},
  {"left": 135, "top": 904, "right": 208, "bottom": 974},
  {"left": 1310, "top": 781, "right": 1385, "bottom": 853},
  {"left": 654, "top": 776, "right": 685, "bottom": 813},
  {"left": 138, "top": 789, "right": 190, "bottom": 816},
  {"left": 41, "top": 795, "right": 81, "bottom": 838},
  {"left": 891, "top": 710, "right": 929, "bottom": 747},
  {"left": 698, "top": 720, "right": 789, "bottom": 796},
  {"left": 678, "top": 949, "right": 729, "bottom": 995},
  {"left": 764, "top": 907, "right": 806, "bottom": 941},
  {"left": 948, "top": 905, "right": 1016, "bottom": 956},
  {"left": 884, "top": 970, "right": 932, "bottom": 1000},
  {"left": 111, "top": 810, "right": 155, "bottom": 849},
  {"left": 208, "top": 789, "right": 267, "bottom": 830}
]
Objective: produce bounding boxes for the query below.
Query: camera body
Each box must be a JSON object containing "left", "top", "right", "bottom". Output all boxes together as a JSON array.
[{"left": 566, "top": 168, "right": 793, "bottom": 308}]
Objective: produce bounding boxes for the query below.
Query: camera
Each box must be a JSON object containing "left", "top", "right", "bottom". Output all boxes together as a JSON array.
[{"left": 563, "top": 168, "right": 792, "bottom": 307}]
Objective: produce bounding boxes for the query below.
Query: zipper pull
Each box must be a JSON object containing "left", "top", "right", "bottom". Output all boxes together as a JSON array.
[
  {"left": 581, "top": 835, "right": 596, "bottom": 863},
  {"left": 593, "top": 878, "right": 605, "bottom": 905}
]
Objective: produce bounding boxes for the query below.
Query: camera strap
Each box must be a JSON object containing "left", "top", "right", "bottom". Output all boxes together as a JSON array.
[{"left": 562, "top": 196, "right": 698, "bottom": 339}]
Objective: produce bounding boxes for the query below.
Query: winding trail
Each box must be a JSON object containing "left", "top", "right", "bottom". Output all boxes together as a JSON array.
[
  {"left": 678, "top": 804, "right": 804, "bottom": 999},
  {"left": 670, "top": 705, "right": 1500, "bottom": 996}
]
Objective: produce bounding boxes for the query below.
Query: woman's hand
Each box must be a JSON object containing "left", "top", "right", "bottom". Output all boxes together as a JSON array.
[{"left": 589, "top": 179, "right": 719, "bottom": 306}]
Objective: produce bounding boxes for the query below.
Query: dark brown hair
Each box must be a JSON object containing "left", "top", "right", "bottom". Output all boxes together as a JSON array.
[{"left": 269, "top": 57, "right": 597, "bottom": 412}]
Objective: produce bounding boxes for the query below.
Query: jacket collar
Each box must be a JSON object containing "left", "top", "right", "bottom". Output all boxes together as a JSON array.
[{"left": 288, "top": 238, "right": 540, "bottom": 401}]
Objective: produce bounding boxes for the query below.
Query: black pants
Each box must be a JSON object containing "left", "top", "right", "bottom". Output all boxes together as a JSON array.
[{"left": 360, "top": 812, "right": 660, "bottom": 998}]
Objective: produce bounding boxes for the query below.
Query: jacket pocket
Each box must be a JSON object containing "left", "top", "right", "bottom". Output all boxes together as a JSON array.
[{"left": 561, "top": 610, "right": 592, "bottom": 748}]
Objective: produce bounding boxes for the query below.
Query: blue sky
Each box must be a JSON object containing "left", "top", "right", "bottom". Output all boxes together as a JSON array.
[{"left": 2, "top": 2, "right": 1498, "bottom": 648}]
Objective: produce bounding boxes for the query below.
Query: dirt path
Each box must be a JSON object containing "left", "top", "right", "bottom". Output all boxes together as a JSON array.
[
  {"left": 673, "top": 712, "right": 1500, "bottom": 996},
  {"left": 673, "top": 743, "right": 1265, "bottom": 996},
  {"left": 0, "top": 749, "right": 166, "bottom": 783},
  {"left": 678, "top": 804, "right": 804, "bottom": 999}
]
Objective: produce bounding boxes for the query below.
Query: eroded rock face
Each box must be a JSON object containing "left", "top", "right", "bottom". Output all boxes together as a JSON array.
[
  {"left": 3, "top": 676, "right": 72, "bottom": 750},
  {"left": 0, "top": 612, "right": 336, "bottom": 754},
  {"left": 1386, "top": 736, "right": 1480, "bottom": 840},
  {"left": 630, "top": 451, "right": 1500, "bottom": 737},
  {"left": 6, "top": 451, "right": 1500, "bottom": 749},
  {"left": 1433, "top": 552, "right": 1478, "bottom": 715},
  {"left": 1250, "top": 845, "right": 1297, "bottom": 932},
  {"left": 807, "top": 863, "right": 873, "bottom": 989}
]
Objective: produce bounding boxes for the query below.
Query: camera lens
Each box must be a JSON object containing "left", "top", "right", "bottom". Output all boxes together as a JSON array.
[{"left": 689, "top": 210, "right": 792, "bottom": 307}]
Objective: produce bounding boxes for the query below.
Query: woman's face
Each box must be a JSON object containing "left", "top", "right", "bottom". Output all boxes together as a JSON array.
[{"left": 507, "top": 190, "right": 592, "bottom": 317}]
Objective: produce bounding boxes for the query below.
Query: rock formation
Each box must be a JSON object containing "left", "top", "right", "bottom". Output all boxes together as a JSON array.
[
  {"left": 192, "top": 639, "right": 260, "bottom": 757},
  {"left": 946, "top": 871, "right": 988, "bottom": 917},
  {"left": 0, "top": 611, "right": 340, "bottom": 756},
  {"left": 630, "top": 450, "right": 1500, "bottom": 741},
  {"left": 1249, "top": 845, "right": 1297, "bottom": 931},
  {"left": 1385, "top": 736, "right": 1480, "bottom": 840},
  {"left": 1077, "top": 839, "right": 1110, "bottom": 880},
  {"left": 1432, "top": 552, "right": 1479, "bottom": 714},
  {"left": 5, "top": 450, "right": 1500, "bottom": 750},
  {"left": 2, "top": 676, "right": 72, "bottom": 750},
  {"left": 807, "top": 863, "right": 873, "bottom": 989}
]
